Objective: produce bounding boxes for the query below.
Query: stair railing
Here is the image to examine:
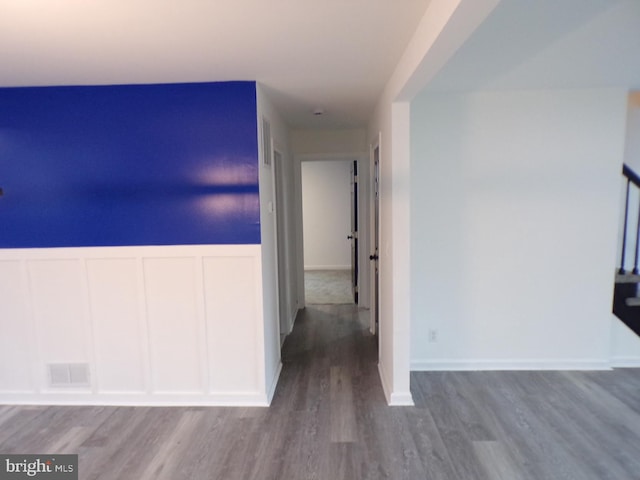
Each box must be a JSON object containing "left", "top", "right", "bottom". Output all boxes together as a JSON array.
[{"left": 619, "top": 164, "right": 640, "bottom": 274}]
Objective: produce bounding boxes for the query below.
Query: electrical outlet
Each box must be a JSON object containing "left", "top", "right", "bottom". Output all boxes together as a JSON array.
[{"left": 428, "top": 329, "right": 438, "bottom": 343}]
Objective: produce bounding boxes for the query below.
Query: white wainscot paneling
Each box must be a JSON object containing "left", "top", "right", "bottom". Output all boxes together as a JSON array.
[
  {"left": 0, "top": 261, "right": 34, "bottom": 392},
  {"left": 0, "top": 245, "right": 268, "bottom": 406},
  {"left": 86, "top": 258, "right": 146, "bottom": 393},
  {"left": 28, "top": 259, "right": 90, "bottom": 389},
  {"left": 144, "top": 257, "right": 205, "bottom": 394},
  {"left": 204, "top": 256, "right": 261, "bottom": 396}
]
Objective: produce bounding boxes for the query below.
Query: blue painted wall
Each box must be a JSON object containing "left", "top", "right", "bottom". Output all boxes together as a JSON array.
[{"left": 0, "top": 82, "right": 260, "bottom": 247}]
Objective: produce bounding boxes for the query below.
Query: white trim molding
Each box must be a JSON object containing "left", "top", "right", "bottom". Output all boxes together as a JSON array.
[
  {"left": 610, "top": 357, "right": 640, "bottom": 368},
  {"left": 378, "top": 362, "right": 415, "bottom": 406},
  {"left": 411, "top": 359, "right": 613, "bottom": 371},
  {"left": 0, "top": 244, "right": 272, "bottom": 406}
]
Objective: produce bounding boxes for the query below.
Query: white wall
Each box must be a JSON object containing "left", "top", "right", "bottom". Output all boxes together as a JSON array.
[
  {"left": 410, "top": 88, "right": 628, "bottom": 370},
  {"left": 256, "top": 85, "right": 295, "bottom": 382},
  {"left": 367, "top": 0, "right": 498, "bottom": 404},
  {"left": 611, "top": 91, "right": 640, "bottom": 365},
  {"left": 368, "top": 99, "right": 412, "bottom": 405},
  {"left": 368, "top": 0, "right": 637, "bottom": 402},
  {"left": 0, "top": 245, "right": 268, "bottom": 405},
  {"left": 0, "top": 86, "right": 296, "bottom": 408},
  {"left": 291, "top": 129, "right": 366, "bottom": 156},
  {"left": 301, "top": 160, "right": 352, "bottom": 270},
  {"left": 290, "top": 128, "right": 370, "bottom": 308}
]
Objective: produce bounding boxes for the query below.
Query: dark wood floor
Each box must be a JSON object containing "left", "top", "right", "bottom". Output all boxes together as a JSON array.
[{"left": 1, "top": 304, "right": 639, "bottom": 479}]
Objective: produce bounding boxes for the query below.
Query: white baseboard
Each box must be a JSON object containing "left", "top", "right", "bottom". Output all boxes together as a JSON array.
[
  {"left": 266, "top": 362, "right": 283, "bottom": 405},
  {"left": 304, "top": 265, "right": 350, "bottom": 271},
  {"left": 389, "top": 391, "right": 415, "bottom": 406},
  {"left": 0, "top": 391, "right": 271, "bottom": 407},
  {"left": 411, "top": 359, "right": 612, "bottom": 371},
  {"left": 0, "top": 244, "right": 269, "bottom": 408},
  {"left": 610, "top": 357, "right": 640, "bottom": 368},
  {"left": 377, "top": 362, "right": 414, "bottom": 406}
]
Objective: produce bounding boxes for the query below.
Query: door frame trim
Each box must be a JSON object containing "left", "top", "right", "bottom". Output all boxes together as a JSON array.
[
  {"left": 295, "top": 152, "right": 370, "bottom": 310},
  {"left": 370, "top": 134, "right": 381, "bottom": 336}
]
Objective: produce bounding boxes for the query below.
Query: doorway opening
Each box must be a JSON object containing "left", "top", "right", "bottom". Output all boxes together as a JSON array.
[
  {"left": 301, "top": 159, "right": 359, "bottom": 305},
  {"left": 370, "top": 143, "right": 380, "bottom": 337},
  {"left": 271, "top": 146, "right": 299, "bottom": 347}
]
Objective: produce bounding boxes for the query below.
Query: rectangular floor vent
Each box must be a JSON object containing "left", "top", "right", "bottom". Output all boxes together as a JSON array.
[{"left": 47, "top": 363, "right": 90, "bottom": 387}]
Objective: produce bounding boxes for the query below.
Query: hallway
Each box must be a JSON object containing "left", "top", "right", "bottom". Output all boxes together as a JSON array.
[
  {"left": 0, "top": 305, "right": 639, "bottom": 479},
  {"left": 303, "top": 270, "right": 354, "bottom": 305}
]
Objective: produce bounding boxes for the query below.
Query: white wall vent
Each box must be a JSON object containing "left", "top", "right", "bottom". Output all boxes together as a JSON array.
[{"left": 47, "top": 363, "right": 90, "bottom": 387}]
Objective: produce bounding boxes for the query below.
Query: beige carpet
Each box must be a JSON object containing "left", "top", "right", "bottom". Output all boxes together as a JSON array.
[{"left": 304, "top": 269, "right": 354, "bottom": 304}]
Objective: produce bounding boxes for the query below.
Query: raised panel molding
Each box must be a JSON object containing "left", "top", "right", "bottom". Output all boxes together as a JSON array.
[
  {"left": 27, "top": 260, "right": 90, "bottom": 368},
  {"left": 0, "top": 245, "right": 270, "bottom": 406},
  {"left": 204, "top": 256, "right": 261, "bottom": 394},
  {"left": 86, "top": 258, "right": 146, "bottom": 393},
  {"left": 0, "top": 261, "right": 34, "bottom": 393},
  {"left": 144, "top": 257, "right": 204, "bottom": 394}
]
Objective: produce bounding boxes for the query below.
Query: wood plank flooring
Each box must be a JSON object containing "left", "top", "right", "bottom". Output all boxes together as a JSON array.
[{"left": 1, "top": 304, "right": 639, "bottom": 479}]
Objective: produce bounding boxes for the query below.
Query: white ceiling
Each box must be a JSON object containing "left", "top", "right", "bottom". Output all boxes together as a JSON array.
[
  {"left": 427, "top": 0, "right": 640, "bottom": 92},
  {"left": 0, "top": 0, "right": 431, "bottom": 129}
]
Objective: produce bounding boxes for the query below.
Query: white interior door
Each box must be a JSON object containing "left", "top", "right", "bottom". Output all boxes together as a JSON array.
[
  {"left": 350, "top": 160, "right": 359, "bottom": 304},
  {"left": 370, "top": 143, "right": 380, "bottom": 336}
]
